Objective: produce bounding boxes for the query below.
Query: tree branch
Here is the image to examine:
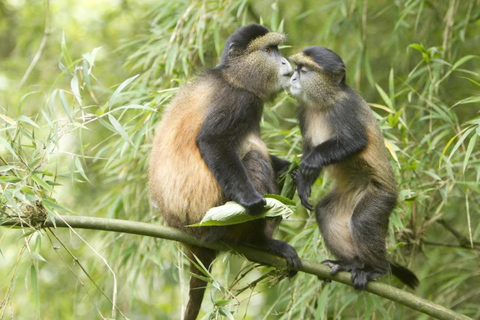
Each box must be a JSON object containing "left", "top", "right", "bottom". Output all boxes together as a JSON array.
[
  {"left": 437, "top": 219, "right": 480, "bottom": 248},
  {"left": 19, "top": 0, "right": 50, "bottom": 88},
  {"left": 1, "top": 215, "right": 472, "bottom": 320}
]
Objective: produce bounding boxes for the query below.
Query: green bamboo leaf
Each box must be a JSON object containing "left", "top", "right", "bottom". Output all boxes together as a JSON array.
[
  {"left": 219, "top": 307, "right": 234, "bottom": 320},
  {"left": 117, "top": 104, "right": 156, "bottom": 111},
  {"left": 30, "top": 252, "right": 47, "bottom": 263},
  {"left": 214, "top": 300, "right": 230, "bottom": 307},
  {"left": 30, "top": 264, "right": 40, "bottom": 318},
  {"left": 108, "top": 114, "right": 133, "bottom": 147},
  {"left": 108, "top": 74, "right": 140, "bottom": 108},
  {"left": 408, "top": 43, "right": 426, "bottom": 53},
  {"left": 448, "top": 127, "right": 475, "bottom": 161},
  {"left": 463, "top": 134, "right": 477, "bottom": 174},
  {"left": 59, "top": 90, "right": 74, "bottom": 123},
  {"left": 264, "top": 194, "right": 296, "bottom": 206},
  {"left": 452, "top": 55, "right": 478, "bottom": 70},
  {"left": 17, "top": 116, "right": 39, "bottom": 128},
  {"left": 0, "top": 136, "right": 17, "bottom": 156},
  {"left": 188, "top": 197, "right": 293, "bottom": 227},
  {"left": 388, "top": 68, "right": 395, "bottom": 110},
  {"left": 70, "top": 75, "right": 82, "bottom": 105},
  {"left": 0, "top": 165, "right": 15, "bottom": 172},
  {"left": 0, "top": 176, "right": 21, "bottom": 183},
  {"left": 31, "top": 173, "right": 54, "bottom": 192},
  {"left": 75, "top": 156, "right": 90, "bottom": 183},
  {"left": 375, "top": 84, "right": 393, "bottom": 110},
  {"left": 61, "top": 32, "right": 73, "bottom": 68}
]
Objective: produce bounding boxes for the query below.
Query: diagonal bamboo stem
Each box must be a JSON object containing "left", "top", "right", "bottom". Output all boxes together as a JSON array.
[{"left": 1, "top": 215, "right": 472, "bottom": 320}]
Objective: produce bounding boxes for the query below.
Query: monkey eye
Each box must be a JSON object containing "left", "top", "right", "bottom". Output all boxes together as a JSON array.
[{"left": 264, "top": 47, "right": 271, "bottom": 54}]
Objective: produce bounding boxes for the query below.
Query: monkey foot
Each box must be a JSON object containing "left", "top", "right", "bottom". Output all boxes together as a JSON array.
[
  {"left": 321, "top": 260, "right": 382, "bottom": 290},
  {"left": 321, "top": 259, "right": 354, "bottom": 275}
]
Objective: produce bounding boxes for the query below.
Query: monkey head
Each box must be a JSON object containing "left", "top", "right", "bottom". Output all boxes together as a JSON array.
[
  {"left": 289, "top": 46, "right": 346, "bottom": 104},
  {"left": 220, "top": 24, "right": 292, "bottom": 100}
]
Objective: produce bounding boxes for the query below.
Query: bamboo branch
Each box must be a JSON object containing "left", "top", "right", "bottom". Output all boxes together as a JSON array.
[
  {"left": 1, "top": 215, "right": 472, "bottom": 320},
  {"left": 19, "top": 0, "right": 50, "bottom": 89}
]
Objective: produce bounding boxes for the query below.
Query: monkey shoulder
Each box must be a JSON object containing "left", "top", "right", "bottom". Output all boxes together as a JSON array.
[{"left": 198, "top": 70, "right": 263, "bottom": 140}]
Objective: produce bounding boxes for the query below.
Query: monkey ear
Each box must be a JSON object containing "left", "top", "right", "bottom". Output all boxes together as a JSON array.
[
  {"left": 336, "top": 67, "right": 346, "bottom": 84},
  {"left": 228, "top": 42, "right": 242, "bottom": 59}
]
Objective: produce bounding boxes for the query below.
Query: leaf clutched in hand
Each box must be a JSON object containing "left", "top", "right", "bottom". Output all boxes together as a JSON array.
[{"left": 187, "top": 196, "right": 295, "bottom": 227}]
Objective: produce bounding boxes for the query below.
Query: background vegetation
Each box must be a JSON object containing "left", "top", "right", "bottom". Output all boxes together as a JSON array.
[{"left": 1, "top": 0, "right": 479, "bottom": 319}]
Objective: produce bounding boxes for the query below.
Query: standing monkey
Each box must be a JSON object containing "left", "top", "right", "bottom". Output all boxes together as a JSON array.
[
  {"left": 289, "top": 46, "right": 418, "bottom": 289},
  {"left": 149, "top": 25, "right": 301, "bottom": 320}
]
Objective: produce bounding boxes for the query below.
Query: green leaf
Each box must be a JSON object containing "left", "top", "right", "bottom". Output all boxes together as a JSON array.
[
  {"left": 70, "top": 76, "right": 82, "bottom": 105},
  {"left": 30, "top": 252, "right": 47, "bottom": 263},
  {"left": 108, "top": 114, "right": 133, "bottom": 147},
  {"left": 75, "top": 156, "right": 90, "bottom": 183},
  {"left": 17, "top": 116, "right": 39, "bottom": 128},
  {"left": 0, "top": 136, "right": 17, "bottom": 156},
  {"left": 188, "top": 198, "right": 294, "bottom": 227},
  {"left": 59, "top": 90, "right": 74, "bottom": 123},
  {"left": 218, "top": 307, "right": 234, "bottom": 320},
  {"left": 448, "top": 127, "right": 475, "bottom": 161},
  {"left": 30, "top": 264, "right": 41, "bottom": 318},
  {"left": 31, "top": 173, "right": 54, "bottom": 192},
  {"left": 214, "top": 300, "right": 231, "bottom": 307},
  {"left": 463, "top": 134, "right": 477, "bottom": 174},
  {"left": 0, "top": 176, "right": 21, "bottom": 183},
  {"left": 408, "top": 43, "right": 426, "bottom": 53},
  {"left": 108, "top": 74, "right": 139, "bottom": 108},
  {"left": 61, "top": 32, "right": 73, "bottom": 68},
  {"left": 264, "top": 194, "right": 296, "bottom": 206},
  {"left": 452, "top": 55, "right": 478, "bottom": 70},
  {"left": 375, "top": 84, "right": 393, "bottom": 110}
]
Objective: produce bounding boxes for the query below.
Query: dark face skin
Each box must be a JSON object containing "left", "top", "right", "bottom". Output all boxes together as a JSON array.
[
  {"left": 289, "top": 64, "right": 312, "bottom": 98},
  {"left": 263, "top": 45, "right": 292, "bottom": 90}
]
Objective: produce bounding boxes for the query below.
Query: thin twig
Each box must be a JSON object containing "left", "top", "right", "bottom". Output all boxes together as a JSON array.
[
  {"left": 422, "top": 240, "right": 480, "bottom": 251},
  {"left": 19, "top": 0, "right": 51, "bottom": 89},
  {"left": 437, "top": 219, "right": 479, "bottom": 248},
  {"left": 1, "top": 215, "right": 473, "bottom": 320}
]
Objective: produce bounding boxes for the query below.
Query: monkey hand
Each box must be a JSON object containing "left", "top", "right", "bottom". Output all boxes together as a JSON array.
[
  {"left": 295, "top": 172, "right": 314, "bottom": 211},
  {"left": 299, "top": 159, "right": 322, "bottom": 183},
  {"left": 237, "top": 191, "right": 267, "bottom": 215}
]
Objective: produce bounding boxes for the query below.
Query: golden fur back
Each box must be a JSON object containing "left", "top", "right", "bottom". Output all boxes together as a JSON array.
[{"left": 149, "top": 79, "right": 224, "bottom": 228}]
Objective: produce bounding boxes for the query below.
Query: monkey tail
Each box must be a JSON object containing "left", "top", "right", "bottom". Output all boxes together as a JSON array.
[
  {"left": 184, "top": 246, "right": 216, "bottom": 320},
  {"left": 389, "top": 262, "right": 419, "bottom": 289}
]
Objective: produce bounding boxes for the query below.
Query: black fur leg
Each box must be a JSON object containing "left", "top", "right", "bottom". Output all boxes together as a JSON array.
[
  {"left": 263, "top": 238, "right": 302, "bottom": 276},
  {"left": 351, "top": 269, "right": 384, "bottom": 290},
  {"left": 184, "top": 246, "right": 216, "bottom": 320},
  {"left": 322, "top": 259, "right": 379, "bottom": 290}
]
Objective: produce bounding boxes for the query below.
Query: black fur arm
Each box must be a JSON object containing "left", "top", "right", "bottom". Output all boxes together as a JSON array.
[
  {"left": 197, "top": 136, "right": 265, "bottom": 214},
  {"left": 301, "top": 96, "right": 368, "bottom": 178},
  {"left": 196, "top": 88, "right": 266, "bottom": 215},
  {"left": 301, "top": 134, "right": 367, "bottom": 175}
]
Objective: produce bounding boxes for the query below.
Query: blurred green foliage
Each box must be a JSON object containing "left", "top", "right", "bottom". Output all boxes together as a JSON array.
[{"left": 0, "top": 0, "right": 479, "bottom": 319}]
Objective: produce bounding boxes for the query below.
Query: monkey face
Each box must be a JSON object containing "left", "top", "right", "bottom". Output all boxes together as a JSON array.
[
  {"left": 289, "top": 65, "right": 306, "bottom": 97},
  {"left": 220, "top": 27, "right": 292, "bottom": 100},
  {"left": 224, "top": 44, "right": 292, "bottom": 100},
  {"left": 289, "top": 65, "right": 321, "bottom": 100},
  {"left": 262, "top": 46, "right": 293, "bottom": 91}
]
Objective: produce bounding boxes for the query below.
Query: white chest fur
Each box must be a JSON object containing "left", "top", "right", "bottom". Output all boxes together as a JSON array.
[{"left": 304, "top": 107, "right": 331, "bottom": 147}]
